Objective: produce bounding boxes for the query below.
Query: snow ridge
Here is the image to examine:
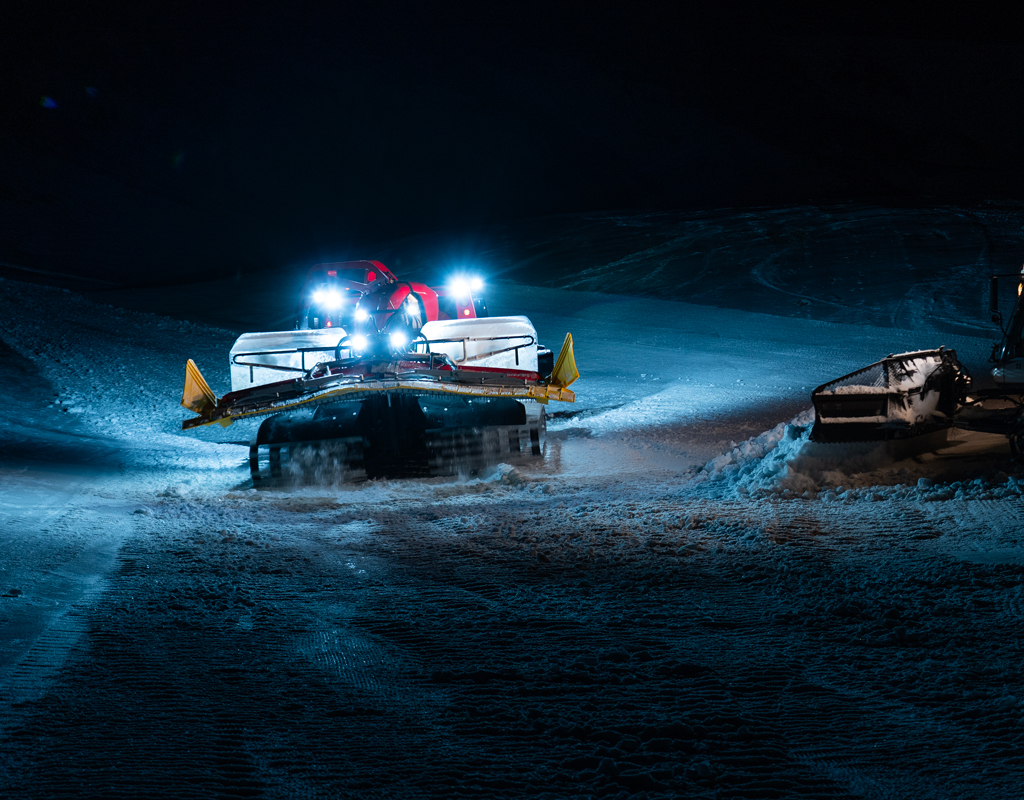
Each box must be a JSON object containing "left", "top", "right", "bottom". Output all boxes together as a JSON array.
[{"left": 696, "top": 410, "right": 1023, "bottom": 502}]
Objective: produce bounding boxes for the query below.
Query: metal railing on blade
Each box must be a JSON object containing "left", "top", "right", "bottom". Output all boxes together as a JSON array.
[
  {"left": 230, "top": 333, "right": 538, "bottom": 377},
  {"left": 231, "top": 344, "right": 346, "bottom": 378},
  {"left": 421, "top": 334, "right": 536, "bottom": 366}
]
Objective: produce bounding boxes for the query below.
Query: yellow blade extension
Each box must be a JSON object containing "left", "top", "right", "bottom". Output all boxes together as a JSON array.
[
  {"left": 551, "top": 332, "right": 579, "bottom": 389},
  {"left": 181, "top": 359, "right": 217, "bottom": 415}
]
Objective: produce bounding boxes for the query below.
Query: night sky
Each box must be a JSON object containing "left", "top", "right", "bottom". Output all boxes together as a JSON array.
[{"left": 3, "top": 3, "right": 1024, "bottom": 284}]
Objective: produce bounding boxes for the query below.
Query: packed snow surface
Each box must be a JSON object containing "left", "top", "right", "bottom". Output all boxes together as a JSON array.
[{"left": 2, "top": 207, "right": 1023, "bottom": 799}]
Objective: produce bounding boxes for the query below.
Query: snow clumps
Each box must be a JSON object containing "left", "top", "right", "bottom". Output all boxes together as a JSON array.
[
  {"left": 697, "top": 409, "right": 830, "bottom": 497},
  {"left": 695, "top": 409, "right": 1023, "bottom": 502}
]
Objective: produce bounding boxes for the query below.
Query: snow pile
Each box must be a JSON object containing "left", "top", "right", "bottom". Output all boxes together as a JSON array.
[
  {"left": 696, "top": 410, "right": 1023, "bottom": 502},
  {"left": 697, "top": 409, "right": 827, "bottom": 497}
]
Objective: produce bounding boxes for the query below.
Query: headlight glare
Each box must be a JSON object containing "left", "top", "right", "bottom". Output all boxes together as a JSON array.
[
  {"left": 390, "top": 331, "right": 408, "bottom": 350},
  {"left": 449, "top": 278, "right": 471, "bottom": 301}
]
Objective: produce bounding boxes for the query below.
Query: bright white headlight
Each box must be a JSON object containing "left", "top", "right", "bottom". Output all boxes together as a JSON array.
[
  {"left": 354, "top": 308, "right": 369, "bottom": 322},
  {"left": 390, "top": 331, "right": 408, "bottom": 350},
  {"left": 350, "top": 335, "right": 368, "bottom": 353},
  {"left": 312, "top": 289, "right": 326, "bottom": 304},
  {"left": 470, "top": 277, "right": 483, "bottom": 292},
  {"left": 449, "top": 278, "right": 471, "bottom": 301}
]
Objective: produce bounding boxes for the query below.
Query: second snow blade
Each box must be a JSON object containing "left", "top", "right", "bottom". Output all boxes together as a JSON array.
[{"left": 810, "top": 348, "right": 968, "bottom": 443}]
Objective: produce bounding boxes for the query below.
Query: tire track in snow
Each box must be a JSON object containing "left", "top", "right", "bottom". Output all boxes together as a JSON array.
[
  {"left": 0, "top": 491, "right": 129, "bottom": 716},
  {"left": 297, "top": 628, "right": 406, "bottom": 697},
  {"left": 2, "top": 484, "right": 1022, "bottom": 798}
]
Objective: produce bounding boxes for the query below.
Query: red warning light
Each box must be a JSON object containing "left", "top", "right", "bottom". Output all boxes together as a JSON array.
[
  {"left": 327, "top": 270, "right": 337, "bottom": 276},
  {"left": 326, "top": 320, "right": 332, "bottom": 327},
  {"left": 367, "top": 271, "right": 376, "bottom": 282}
]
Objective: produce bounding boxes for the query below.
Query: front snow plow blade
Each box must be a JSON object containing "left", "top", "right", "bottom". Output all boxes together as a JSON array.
[{"left": 810, "top": 348, "right": 969, "bottom": 443}]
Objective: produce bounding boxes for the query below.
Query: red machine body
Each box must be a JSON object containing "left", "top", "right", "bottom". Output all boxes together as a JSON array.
[{"left": 297, "top": 260, "right": 484, "bottom": 331}]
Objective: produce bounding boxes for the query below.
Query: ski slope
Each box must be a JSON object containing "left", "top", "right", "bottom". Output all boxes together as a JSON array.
[{"left": 1, "top": 208, "right": 1023, "bottom": 799}]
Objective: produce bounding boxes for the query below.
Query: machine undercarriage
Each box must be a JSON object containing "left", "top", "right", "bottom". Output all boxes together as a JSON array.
[{"left": 248, "top": 393, "right": 546, "bottom": 482}]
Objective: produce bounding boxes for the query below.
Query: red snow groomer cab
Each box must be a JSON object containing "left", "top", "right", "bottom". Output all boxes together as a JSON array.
[{"left": 296, "top": 260, "right": 487, "bottom": 330}]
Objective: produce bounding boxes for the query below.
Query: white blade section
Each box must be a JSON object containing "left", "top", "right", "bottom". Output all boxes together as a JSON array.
[
  {"left": 229, "top": 329, "right": 347, "bottom": 391},
  {"left": 420, "top": 316, "right": 538, "bottom": 372}
]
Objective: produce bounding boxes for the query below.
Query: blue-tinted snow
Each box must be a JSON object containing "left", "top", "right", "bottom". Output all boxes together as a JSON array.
[{"left": 2, "top": 205, "right": 1023, "bottom": 798}]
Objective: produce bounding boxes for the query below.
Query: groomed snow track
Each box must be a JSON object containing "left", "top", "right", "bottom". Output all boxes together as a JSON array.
[{"left": 3, "top": 489, "right": 1023, "bottom": 799}]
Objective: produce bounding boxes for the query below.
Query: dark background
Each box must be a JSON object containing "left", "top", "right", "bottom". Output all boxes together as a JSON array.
[{"left": 2, "top": 2, "right": 1023, "bottom": 286}]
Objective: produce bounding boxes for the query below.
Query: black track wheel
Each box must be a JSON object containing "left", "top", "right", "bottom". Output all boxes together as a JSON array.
[
  {"left": 269, "top": 445, "right": 283, "bottom": 478},
  {"left": 249, "top": 441, "right": 261, "bottom": 482}
]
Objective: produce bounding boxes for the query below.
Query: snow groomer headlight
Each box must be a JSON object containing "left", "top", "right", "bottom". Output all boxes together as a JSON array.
[
  {"left": 389, "top": 330, "right": 409, "bottom": 351},
  {"left": 447, "top": 275, "right": 484, "bottom": 301},
  {"left": 340, "top": 330, "right": 413, "bottom": 359},
  {"left": 312, "top": 287, "right": 344, "bottom": 309},
  {"left": 341, "top": 332, "right": 383, "bottom": 358}
]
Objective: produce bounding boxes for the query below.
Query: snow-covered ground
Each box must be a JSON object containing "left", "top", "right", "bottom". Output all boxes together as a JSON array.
[{"left": 1, "top": 208, "right": 1023, "bottom": 798}]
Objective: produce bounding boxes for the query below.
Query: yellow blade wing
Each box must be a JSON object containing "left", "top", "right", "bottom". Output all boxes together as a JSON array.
[
  {"left": 181, "top": 359, "right": 217, "bottom": 415},
  {"left": 551, "top": 332, "right": 579, "bottom": 389}
]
